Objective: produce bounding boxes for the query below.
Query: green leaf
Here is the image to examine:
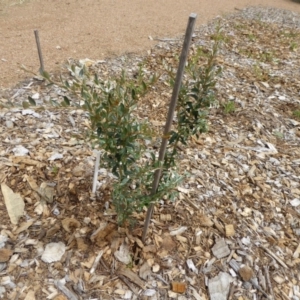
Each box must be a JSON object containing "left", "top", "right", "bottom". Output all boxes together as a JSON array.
[
  {"left": 142, "top": 81, "right": 147, "bottom": 93},
  {"left": 22, "top": 101, "right": 30, "bottom": 109},
  {"left": 63, "top": 96, "right": 70, "bottom": 106},
  {"left": 131, "top": 88, "right": 136, "bottom": 100},
  {"left": 50, "top": 99, "right": 59, "bottom": 107},
  {"left": 64, "top": 80, "right": 70, "bottom": 88},
  {"left": 94, "top": 74, "right": 100, "bottom": 85},
  {"left": 28, "top": 96, "right": 36, "bottom": 106},
  {"left": 169, "top": 131, "right": 178, "bottom": 145},
  {"left": 79, "top": 67, "right": 84, "bottom": 77}
]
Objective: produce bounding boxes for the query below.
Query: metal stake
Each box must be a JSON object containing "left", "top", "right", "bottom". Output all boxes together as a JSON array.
[
  {"left": 34, "top": 29, "right": 45, "bottom": 74},
  {"left": 142, "top": 13, "right": 197, "bottom": 242}
]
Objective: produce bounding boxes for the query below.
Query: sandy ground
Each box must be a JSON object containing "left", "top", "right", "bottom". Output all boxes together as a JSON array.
[{"left": 1, "top": 0, "right": 300, "bottom": 88}]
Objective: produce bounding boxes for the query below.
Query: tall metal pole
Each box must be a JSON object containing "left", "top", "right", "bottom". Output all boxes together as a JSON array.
[{"left": 142, "top": 13, "right": 197, "bottom": 242}]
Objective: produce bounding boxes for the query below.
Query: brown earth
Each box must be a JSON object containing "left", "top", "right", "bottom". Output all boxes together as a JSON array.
[{"left": 1, "top": 0, "right": 300, "bottom": 89}]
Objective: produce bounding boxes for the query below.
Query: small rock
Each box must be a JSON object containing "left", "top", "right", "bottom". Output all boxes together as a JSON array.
[
  {"left": 143, "top": 289, "right": 156, "bottom": 296},
  {"left": 5, "top": 120, "right": 14, "bottom": 128},
  {"left": 0, "top": 235, "right": 8, "bottom": 248},
  {"left": 152, "top": 264, "right": 160, "bottom": 272},
  {"left": 31, "top": 93, "right": 40, "bottom": 100},
  {"left": 48, "top": 153, "right": 63, "bottom": 161},
  {"left": 41, "top": 242, "right": 66, "bottom": 263},
  {"left": 139, "top": 262, "right": 151, "bottom": 280},
  {"left": 12, "top": 145, "right": 29, "bottom": 156},
  {"left": 83, "top": 217, "right": 91, "bottom": 225},
  {"left": 208, "top": 272, "right": 232, "bottom": 300},
  {"left": 212, "top": 239, "right": 230, "bottom": 259},
  {"left": 114, "top": 243, "right": 132, "bottom": 265},
  {"left": 0, "top": 286, "right": 6, "bottom": 297}
]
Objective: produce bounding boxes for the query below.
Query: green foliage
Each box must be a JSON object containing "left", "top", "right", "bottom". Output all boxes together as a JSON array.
[
  {"left": 273, "top": 131, "right": 284, "bottom": 139},
  {"left": 239, "top": 48, "right": 275, "bottom": 63},
  {"left": 112, "top": 162, "right": 182, "bottom": 223},
  {"left": 251, "top": 63, "right": 269, "bottom": 81},
  {"left": 210, "top": 28, "right": 230, "bottom": 44},
  {"left": 289, "top": 42, "right": 298, "bottom": 52},
  {"left": 247, "top": 33, "right": 256, "bottom": 42},
  {"left": 51, "top": 165, "right": 60, "bottom": 176},
  {"left": 76, "top": 68, "right": 154, "bottom": 176},
  {"left": 22, "top": 101, "right": 30, "bottom": 109},
  {"left": 234, "top": 22, "right": 247, "bottom": 30},
  {"left": 293, "top": 109, "right": 300, "bottom": 120},
  {"left": 260, "top": 50, "right": 275, "bottom": 63},
  {"left": 281, "top": 30, "right": 299, "bottom": 39},
  {"left": 222, "top": 101, "right": 236, "bottom": 114},
  {"left": 38, "top": 27, "right": 222, "bottom": 225},
  {"left": 50, "top": 63, "right": 180, "bottom": 224},
  {"left": 167, "top": 29, "right": 222, "bottom": 167},
  {"left": 28, "top": 96, "right": 37, "bottom": 106}
]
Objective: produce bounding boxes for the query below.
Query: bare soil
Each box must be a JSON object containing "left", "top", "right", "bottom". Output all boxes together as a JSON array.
[{"left": 1, "top": 0, "right": 300, "bottom": 88}]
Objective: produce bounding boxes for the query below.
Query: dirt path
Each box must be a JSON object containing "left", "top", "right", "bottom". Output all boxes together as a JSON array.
[{"left": 0, "top": 0, "right": 300, "bottom": 88}]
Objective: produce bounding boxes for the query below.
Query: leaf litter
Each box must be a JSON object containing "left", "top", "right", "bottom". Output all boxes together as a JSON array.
[{"left": 0, "top": 6, "right": 300, "bottom": 300}]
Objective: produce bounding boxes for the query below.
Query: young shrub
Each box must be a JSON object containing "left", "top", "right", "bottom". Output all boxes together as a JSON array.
[
  {"left": 38, "top": 25, "right": 222, "bottom": 225},
  {"left": 45, "top": 63, "right": 180, "bottom": 224},
  {"left": 85, "top": 70, "right": 181, "bottom": 223},
  {"left": 167, "top": 29, "right": 222, "bottom": 162}
]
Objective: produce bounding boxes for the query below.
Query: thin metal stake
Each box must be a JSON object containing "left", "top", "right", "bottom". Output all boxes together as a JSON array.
[
  {"left": 34, "top": 29, "right": 45, "bottom": 74},
  {"left": 142, "top": 13, "right": 197, "bottom": 242}
]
